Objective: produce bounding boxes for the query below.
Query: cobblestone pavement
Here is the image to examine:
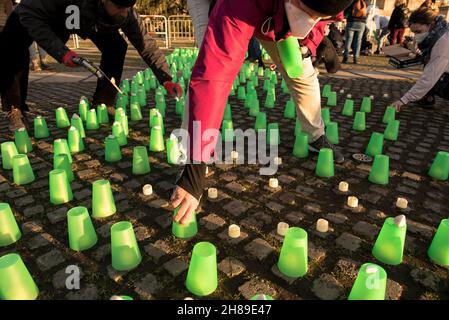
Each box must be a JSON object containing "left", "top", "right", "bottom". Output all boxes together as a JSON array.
[{"left": 0, "top": 53, "right": 448, "bottom": 300}]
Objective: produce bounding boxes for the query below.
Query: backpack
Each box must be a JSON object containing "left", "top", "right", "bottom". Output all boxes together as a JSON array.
[{"left": 352, "top": 0, "right": 367, "bottom": 18}]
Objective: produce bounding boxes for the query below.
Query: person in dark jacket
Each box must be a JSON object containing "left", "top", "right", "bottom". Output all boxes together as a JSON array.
[
  {"left": 343, "top": 0, "right": 368, "bottom": 64},
  {"left": 0, "top": 0, "right": 181, "bottom": 132},
  {"left": 388, "top": 0, "right": 410, "bottom": 45}
]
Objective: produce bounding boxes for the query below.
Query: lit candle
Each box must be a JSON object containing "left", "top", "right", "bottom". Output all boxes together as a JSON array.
[
  {"left": 383, "top": 93, "right": 389, "bottom": 98},
  {"left": 231, "top": 151, "right": 239, "bottom": 160},
  {"left": 274, "top": 157, "right": 282, "bottom": 165},
  {"left": 340, "top": 89, "right": 345, "bottom": 94},
  {"left": 394, "top": 215, "right": 407, "bottom": 227},
  {"left": 347, "top": 94, "right": 352, "bottom": 98},
  {"left": 316, "top": 219, "right": 329, "bottom": 233},
  {"left": 184, "top": 297, "right": 194, "bottom": 300},
  {"left": 269, "top": 178, "right": 279, "bottom": 188},
  {"left": 339, "top": 181, "right": 349, "bottom": 192},
  {"left": 208, "top": 188, "right": 218, "bottom": 199},
  {"left": 110, "top": 295, "right": 124, "bottom": 300},
  {"left": 228, "top": 224, "right": 240, "bottom": 238},
  {"left": 347, "top": 196, "right": 358, "bottom": 208},
  {"left": 396, "top": 197, "right": 408, "bottom": 209},
  {"left": 277, "top": 222, "right": 289, "bottom": 236},
  {"left": 205, "top": 166, "right": 209, "bottom": 175},
  {"left": 370, "top": 95, "right": 374, "bottom": 99},
  {"left": 142, "top": 184, "right": 153, "bottom": 196}
]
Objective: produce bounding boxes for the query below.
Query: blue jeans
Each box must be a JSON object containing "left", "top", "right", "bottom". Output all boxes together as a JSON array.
[{"left": 344, "top": 22, "right": 366, "bottom": 60}]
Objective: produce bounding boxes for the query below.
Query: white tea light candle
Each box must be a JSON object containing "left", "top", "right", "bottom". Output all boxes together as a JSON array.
[
  {"left": 228, "top": 224, "right": 240, "bottom": 238},
  {"left": 396, "top": 197, "right": 408, "bottom": 209},
  {"left": 269, "top": 178, "right": 279, "bottom": 188},
  {"left": 347, "top": 196, "right": 358, "bottom": 208},
  {"left": 277, "top": 222, "right": 289, "bottom": 236},
  {"left": 338, "top": 181, "right": 349, "bottom": 192},
  {"left": 142, "top": 184, "right": 153, "bottom": 196},
  {"left": 274, "top": 157, "right": 282, "bottom": 165},
  {"left": 208, "top": 188, "right": 218, "bottom": 199},
  {"left": 347, "top": 94, "right": 352, "bottom": 98},
  {"left": 231, "top": 151, "right": 239, "bottom": 160},
  {"left": 316, "top": 219, "right": 329, "bottom": 233}
]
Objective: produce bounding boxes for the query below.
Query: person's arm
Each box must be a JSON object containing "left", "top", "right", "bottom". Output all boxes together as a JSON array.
[
  {"left": 17, "top": 0, "right": 73, "bottom": 62},
  {"left": 122, "top": 8, "right": 172, "bottom": 85},
  {"left": 172, "top": 0, "right": 257, "bottom": 224},
  {"left": 396, "top": 35, "right": 449, "bottom": 108},
  {"left": 187, "top": 0, "right": 211, "bottom": 47}
]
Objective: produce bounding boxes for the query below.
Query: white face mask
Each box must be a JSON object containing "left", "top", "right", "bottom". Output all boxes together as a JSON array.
[
  {"left": 414, "top": 32, "right": 429, "bottom": 44},
  {"left": 285, "top": 0, "right": 321, "bottom": 39}
]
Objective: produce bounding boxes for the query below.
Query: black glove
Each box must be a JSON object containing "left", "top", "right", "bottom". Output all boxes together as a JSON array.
[{"left": 175, "top": 163, "right": 207, "bottom": 201}]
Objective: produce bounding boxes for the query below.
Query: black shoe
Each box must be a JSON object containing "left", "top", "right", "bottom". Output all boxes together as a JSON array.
[
  {"left": 411, "top": 94, "right": 435, "bottom": 109},
  {"left": 309, "top": 135, "right": 345, "bottom": 164},
  {"left": 353, "top": 58, "right": 358, "bottom": 64},
  {"left": 6, "top": 108, "right": 27, "bottom": 133},
  {"left": 342, "top": 57, "right": 348, "bottom": 64}
]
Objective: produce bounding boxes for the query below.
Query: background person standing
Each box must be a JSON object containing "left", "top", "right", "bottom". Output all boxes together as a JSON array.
[{"left": 342, "top": 0, "right": 368, "bottom": 64}]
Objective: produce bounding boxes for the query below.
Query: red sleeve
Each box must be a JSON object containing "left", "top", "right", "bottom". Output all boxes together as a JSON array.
[{"left": 188, "top": 0, "right": 257, "bottom": 163}]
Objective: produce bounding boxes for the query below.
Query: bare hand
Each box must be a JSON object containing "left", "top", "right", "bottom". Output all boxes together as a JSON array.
[
  {"left": 171, "top": 186, "right": 199, "bottom": 225},
  {"left": 391, "top": 100, "right": 404, "bottom": 112}
]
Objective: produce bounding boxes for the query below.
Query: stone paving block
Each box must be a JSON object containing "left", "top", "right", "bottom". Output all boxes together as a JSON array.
[
  {"left": 386, "top": 279, "right": 404, "bottom": 300},
  {"left": 21, "top": 220, "right": 43, "bottom": 234},
  {"left": 407, "top": 220, "right": 435, "bottom": 239},
  {"left": 53, "top": 267, "right": 84, "bottom": 290},
  {"left": 352, "top": 221, "right": 380, "bottom": 241},
  {"left": 223, "top": 200, "right": 252, "bottom": 217},
  {"left": 134, "top": 273, "right": 162, "bottom": 300},
  {"left": 336, "top": 233, "right": 362, "bottom": 252},
  {"left": 200, "top": 214, "right": 226, "bottom": 231},
  {"left": 238, "top": 277, "right": 277, "bottom": 300},
  {"left": 65, "top": 284, "right": 98, "bottom": 300},
  {"left": 163, "top": 257, "right": 188, "bottom": 277},
  {"left": 312, "top": 274, "right": 344, "bottom": 300},
  {"left": 37, "top": 249, "right": 66, "bottom": 271},
  {"left": 244, "top": 238, "right": 275, "bottom": 261},
  {"left": 218, "top": 257, "right": 246, "bottom": 278},
  {"left": 24, "top": 205, "right": 44, "bottom": 218},
  {"left": 28, "top": 233, "right": 52, "bottom": 249},
  {"left": 47, "top": 207, "right": 68, "bottom": 224},
  {"left": 92, "top": 244, "right": 111, "bottom": 262},
  {"left": 410, "top": 268, "right": 442, "bottom": 292}
]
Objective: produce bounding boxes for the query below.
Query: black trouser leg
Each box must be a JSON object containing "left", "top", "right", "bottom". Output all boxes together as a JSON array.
[
  {"left": 0, "top": 11, "right": 33, "bottom": 112},
  {"left": 89, "top": 32, "right": 128, "bottom": 106}
]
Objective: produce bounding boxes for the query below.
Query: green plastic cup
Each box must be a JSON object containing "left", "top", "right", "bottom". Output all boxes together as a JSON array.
[
  {"left": 326, "top": 92, "right": 337, "bottom": 107},
  {"left": 322, "top": 84, "right": 331, "bottom": 98},
  {"left": 281, "top": 79, "right": 289, "bottom": 93},
  {"left": 49, "top": 169, "right": 73, "bottom": 204},
  {"left": 365, "top": 132, "right": 384, "bottom": 157},
  {"left": 315, "top": 148, "right": 334, "bottom": 178},
  {"left": 348, "top": 263, "right": 387, "bottom": 300},
  {"left": 0, "top": 203, "right": 22, "bottom": 247},
  {"left": 92, "top": 179, "right": 116, "bottom": 218},
  {"left": 71, "top": 114, "right": 86, "bottom": 138},
  {"left": 264, "top": 92, "right": 275, "bottom": 109},
  {"left": 130, "top": 103, "right": 142, "bottom": 121},
  {"left": 353, "top": 111, "right": 366, "bottom": 131},
  {"left": 295, "top": 119, "right": 302, "bottom": 136},
  {"left": 68, "top": 126, "right": 84, "bottom": 153},
  {"left": 326, "top": 122, "right": 339, "bottom": 145},
  {"left": 0, "top": 253, "right": 39, "bottom": 300},
  {"left": 111, "top": 221, "right": 142, "bottom": 271},
  {"left": 86, "top": 109, "right": 99, "bottom": 130},
  {"left": 382, "top": 106, "right": 396, "bottom": 124},
  {"left": 360, "top": 96, "right": 372, "bottom": 113},
  {"left": 293, "top": 132, "right": 309, "bottom": 158},
  {"left": 223, "top": 103, "right": 232, "bottom": 120},
  {"left": 384, "top": 119, "right": 400, "bottom": 141},
  {"left": 250, "top": 294, "right": 274, "bottom": 300},
  {"left": 67, "top": 206, "right": 98, "bottom": 251},
  {"left": 284, "top": 99, "right": 295, "bottom": 119},
  {"left": 428, "top": 219, "right": 449, "bottom": 266},
  {"left": 33, "top": 116, "right": 49, "bottom": 139},
  {"left": 237, "top": 86, "right": 246, "bottom": 100},
  {"left": 53, "top": 153, "right": 74, "bottom": 182},
  {"left": 112, "top": 122, "right": 127, "bottom": 146},
  {"left": 185, "top": 242, "right": 218, "bottom": 296},
  {"left": 428, "top": 151, "right": 449, "bottom": 181},
  {"left": 14, "top": 128, "right": 33, "bottom": 154},
  {"left": 267, "top": 123, "right": 280, "bottom": 146},
  {"left": 79, "top": 98, "right": 89, "bottom": 121},
  {"left": 368, "top": 155, "right": 389, "bottom": 185},
  {"left": 276, "top": 36, "right": 303, "bottom": 78},
  {"left": 176, "top": 98, "right": 185, "bottom": 116},
  {"left": 222, "top": 120, "right": 235, "bottom": 142},
  {"left": 55, "top": 107, "right": 70, "bottom": 128},
  {"left": 255, "top": 112, "right": 267, "bottom": 132},
  {"left": 172, "top": 202, "right": 198, "bottom": 237},
  {"left": 277, "top": 227, "right": 308, "bottom": 277},
  {"left": 97, "top": 104, "right": 109, "bottom": 124},
  {"left": 150, "top": 126, "right": 165, "bottom": 152},
  {"left": 1, "top": 142, "right": 18, "bottom": 170},
  {"left": 132, "top": 146, "right": 151, "bottom": 175},
  {"left": 12, "top": 154, "right": 35, "bottom": 185},
  {"left": 166, "top": 136, "right": 181, "bottom": 165},
  {"left": 105, "top": 135, "right": 122, "bottom": 162},
  {"left": 54, "top": 138, "right": 72, "bottom": 163},
  {"left": 372, "top": 216, "right": 407, "bottom": 265},
  {"left": 342, "top": 99, "right": 354, "bottom": 116},
  {"left": 321, "top": 108, "right": 331, "bottom": 126}
]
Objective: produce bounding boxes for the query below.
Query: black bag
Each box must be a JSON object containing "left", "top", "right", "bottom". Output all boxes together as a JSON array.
[{"left": 434, "top": 73, "right": 449, "bottom": 100}]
